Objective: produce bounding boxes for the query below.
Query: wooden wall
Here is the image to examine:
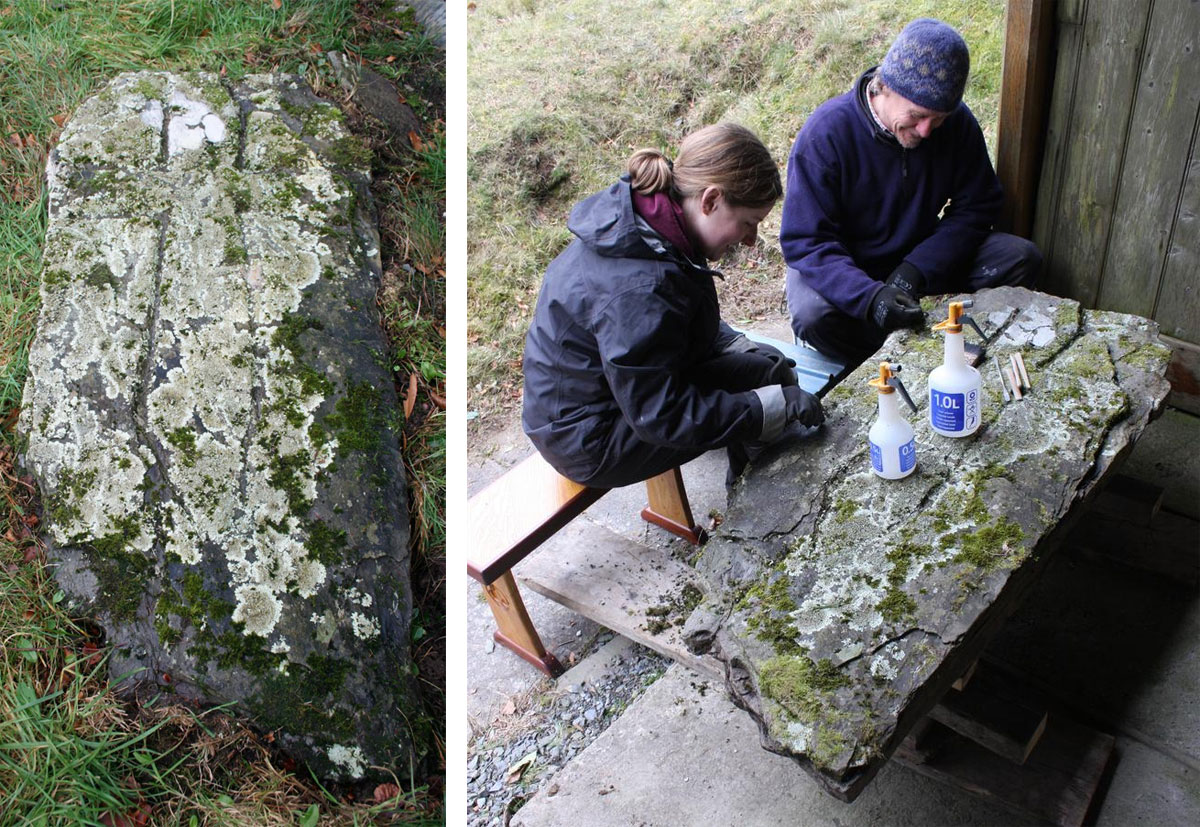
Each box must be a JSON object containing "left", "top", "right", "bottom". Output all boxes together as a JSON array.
[{"left": 1032, "top": 0, "right": 1199, "bottom": 345}]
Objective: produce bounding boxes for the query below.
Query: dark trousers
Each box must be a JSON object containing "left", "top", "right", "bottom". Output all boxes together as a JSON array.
[
  {"left": 787, "top": 231, "right": 1042, "bottom": 366},
  {"left": 577, "top": 347, "right": 791, "bottom": 489}
]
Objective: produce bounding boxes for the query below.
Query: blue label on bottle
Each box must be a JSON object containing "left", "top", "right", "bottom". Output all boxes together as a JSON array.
[
  {"left": 930, "top": 389, "right": 965, "bottom": 431},
  {"left": 899, "top": 438, "right": 916, "bottom": 472},
  {"left": 870, "top": 441, "right": 883, "bottom": 472}
]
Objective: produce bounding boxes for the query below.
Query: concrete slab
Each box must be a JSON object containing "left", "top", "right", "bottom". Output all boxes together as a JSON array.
[
  {"left": 1120, "top": 407, "right": 1200, "bottom": 519},
  {"left": 510, "top": 664, "right": 1037, "bottom": 827},
  {"left": 1096, "top": 737, "right": 1200, "bottom": 827}
]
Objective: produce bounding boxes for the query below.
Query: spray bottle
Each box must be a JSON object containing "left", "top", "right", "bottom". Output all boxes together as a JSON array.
[
  {"left": 928, "top": 300, "right": 986, "bottom": 437},
  {"left": 868, "top": 362, "right": 918, "bottom": 479}
]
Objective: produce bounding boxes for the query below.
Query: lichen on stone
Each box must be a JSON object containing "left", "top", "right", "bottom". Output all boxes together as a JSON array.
[{"left": 18, "top": 70, "right": 414, "bottom": 781}]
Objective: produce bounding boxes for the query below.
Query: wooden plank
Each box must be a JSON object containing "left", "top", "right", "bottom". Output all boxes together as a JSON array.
[
  {"left": 518, "top": 519, "right": 723, "bottom": 681},
  {"left": 1098, "top": 1, "right": 1200, "bottom": 319},
  {"left": 927, "top": 658, "right": 1049, "bottom": 765},
  {"left": 1164, "top": 335, "right": 1200, "bottom": 414},
  {"left": 996, "top": 0, "right": 1056, "bottom": 237},
  {"left": 1039, "top": 0, "right": 1152, "bottom": 307},
  {"left": 1032, "top": 2, "right": 1087, "bottom": 272},
  {"left": 1157, "top": 152, "right": 1200, "bottom": 344},
  {"left": 466, "top": 451, "right": 607, "bottom": 584},
  {"left": 894, "top": 715, "right": 1115, "bottom": 827}
]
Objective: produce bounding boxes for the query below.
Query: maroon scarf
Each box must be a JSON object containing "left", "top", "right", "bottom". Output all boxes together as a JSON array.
[{"left": 632, "top": 190, "right": 697, "bottom": 261}]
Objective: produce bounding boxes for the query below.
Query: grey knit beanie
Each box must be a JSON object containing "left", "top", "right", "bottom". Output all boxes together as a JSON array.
[{"left": 879, "top": 18, "right": 969, "bottom": 113}]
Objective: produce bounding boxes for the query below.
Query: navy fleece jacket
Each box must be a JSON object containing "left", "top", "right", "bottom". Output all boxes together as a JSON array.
[{"left": 780, "top": 69, "right": 1002, "bottom": 319}]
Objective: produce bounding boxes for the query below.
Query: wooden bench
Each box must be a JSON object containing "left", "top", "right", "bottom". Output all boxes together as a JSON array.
[{"left": 467, "top": 451, "right": 708, "bottom": 676}]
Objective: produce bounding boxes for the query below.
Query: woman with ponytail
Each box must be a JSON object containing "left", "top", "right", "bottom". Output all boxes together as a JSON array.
[{"left": 522, "top": 123, "right": 824, "bottom": 489}]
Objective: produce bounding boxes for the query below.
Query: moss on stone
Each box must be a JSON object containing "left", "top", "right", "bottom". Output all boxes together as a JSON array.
[
  {"left": 88, "top": 514, "right": 152, "bottom": 621},
  {"left": 740, "top": 571, "right": 804, "bottom": 654},
  {"left": 85, "top": 262, "right": 118, "bottom": 290},
  {"left": 954, "top": 517, "right": 1026, "bottom": 571},
  {"left": 758, "top": 653, "right": 849, "bottom": 721},
  {"left": 166, "top": 427, "right": 199, "bottom": 467},
  {"left": 325, "top": 381, "right": 387, "bottom": 457},
  {"left": 306, "top": 520, "right": 349, "bottom": 566}
]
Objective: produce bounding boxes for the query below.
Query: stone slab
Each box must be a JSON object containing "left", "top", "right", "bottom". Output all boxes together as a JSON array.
[
  {"left": 691, "top": 287, "right": 1173, "bottom": 799},
  {"left": 19, "top": 71, "right": 413, "bottom": 781}
]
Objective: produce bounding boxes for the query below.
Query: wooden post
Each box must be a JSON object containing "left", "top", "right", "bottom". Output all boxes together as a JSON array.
[
  {"left": 995, "top": 0, "right": 1056, "bottom": 237},
  {"left": 483, "top": 572, "right": 565, "bottom": 677},
  {"left": 642, "top": 467, "right": 707, "bottom": 545}
]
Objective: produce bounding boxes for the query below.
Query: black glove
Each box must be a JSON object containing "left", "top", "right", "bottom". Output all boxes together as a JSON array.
[
  {"left": 782, "top": 385, "right": 824, "bottom": 427},
  {"left": 886, "top": 261, "right": 925, "bottom": 298},
  {"left": 871, "top": 285, "right": 925, "bottom": 332},
  {"left": 748, "top": 345, "right": 799, "bottom": 387}
]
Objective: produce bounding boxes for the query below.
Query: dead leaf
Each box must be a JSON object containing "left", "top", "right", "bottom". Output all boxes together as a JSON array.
[
  {"left": 500, "top": 699, "right": 516, "bottom": 716},
  {"left": 22, "top": 546, "right": 38, "bottom": 564},
  {"left": 8, "top": 134, "right": 21, "bottom": 147},
  {"left": 467, "top": 2, "right": 477, "bottom": 11},
  {"left": 51, "top": 113, "right": 68, "bottom": 128},
  {"left": 403, "top": 373, "right": 418, "bottom": 418},
  {"left": 408, "top": 130, "right": 424, "bottom": 152},
  {"left": 429, "top": 392, "right": 445, "bottom": 410},
  {"left": 386, "top": 55, "right": 396, "bottom": 63},
  {"left": 505, "top": 751, "right": 537, "bottom": 784},
  {"left": 270, "top": 0, "right": 281, "bottom": 9},
  {"left": 373, "top": 783, "right": 401, "bottom": 803}
]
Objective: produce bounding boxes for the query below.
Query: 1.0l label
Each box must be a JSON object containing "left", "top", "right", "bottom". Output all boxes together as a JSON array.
[{"left": 930, "top": 388, "right": 979, "bottom": 432}]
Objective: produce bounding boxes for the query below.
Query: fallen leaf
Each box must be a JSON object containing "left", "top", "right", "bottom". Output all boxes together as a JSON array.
[
  {"left": 505, "top": 751, "right": 537, "bottom": 785},
  {"left": 403, "top": 372, "right": 418, "bottom": 418},
  {"left": 23, "top": 514, "right": 38, "bottom": 528},
  {"left": 500, "top": 699, "right": 516, "bottom": 716},
  {"left": 373, "top": 783, "right": 401, "bottom": 803},
  {"left": 429, "top": 392, "right": 445, "bottom": 410},
  {"left": 22, "top": 546, "right": 38, "bottom": 564},
  {"left": 408, "top": 130, "right": 424, "bottom": 152},
  {"left": 386, "top": 55, "right": 396, "bottom": 63},
  {"left": 468, "top": 2, "right": 477, "bottom": 11},
  {"left": 8, "top": 134, "right": 21, "bottom": 147},
  {"left": 51, "top": 113, "right": 68, "bottom": 127},
  {"left": 271, "top": 0, "right": 281, "bottom": 9}
]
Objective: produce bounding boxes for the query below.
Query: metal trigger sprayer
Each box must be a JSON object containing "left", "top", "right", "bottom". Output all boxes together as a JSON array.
[{"left": 868, "top": 362, "right": 918, "bottom": 480}]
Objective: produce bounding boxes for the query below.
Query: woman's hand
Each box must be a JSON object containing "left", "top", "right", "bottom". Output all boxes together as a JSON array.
[{"left": 782, "top": 386, "right": 824, "bottom": 427}]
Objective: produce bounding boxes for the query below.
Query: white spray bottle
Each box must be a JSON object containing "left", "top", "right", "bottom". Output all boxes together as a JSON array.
[
  {"left": 868, "top": 362, "right": 918, "bottom": 479},
  {"left": 928, "top": 300, "right": 985, "bottom": 437}
]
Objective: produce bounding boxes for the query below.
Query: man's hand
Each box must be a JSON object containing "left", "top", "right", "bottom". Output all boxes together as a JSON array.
[
  {"left": 783, "top": 385, "right": 824, "bottom": 427},
  {"left": 871, "top": 285, "right": 925, "bottom": 331},
  {"left": 886, "top": 261, "right": 925, "bottom": 298}
]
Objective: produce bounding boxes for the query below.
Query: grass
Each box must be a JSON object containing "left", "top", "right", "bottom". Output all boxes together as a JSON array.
[
  {"left": 466, "top": 0, "right": 1006, "bottom": 427},
  {"left": 0, "top": 0, "right": 444, "bottom": 822}
]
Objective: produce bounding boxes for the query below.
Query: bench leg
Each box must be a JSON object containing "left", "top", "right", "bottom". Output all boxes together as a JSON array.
[
  {"left": 483, "top": 571, "right": 565, "bottom": 678},
  {"left": 641, "top": 467, "right": 708, "bottom": 545}
]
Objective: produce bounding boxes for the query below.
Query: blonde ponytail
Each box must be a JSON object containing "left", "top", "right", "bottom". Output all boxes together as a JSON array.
[{"left": 626, "top": 148, "right": 674, "bottom": 196}]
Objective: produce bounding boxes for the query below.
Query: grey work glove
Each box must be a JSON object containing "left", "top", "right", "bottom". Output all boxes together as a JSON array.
[
  {"left": 782, "top": 385, "right": 824, "bottom": 427},
  {"left": 871, "top": 285, "right": 925, "bottom": 332},
  {"left": 885, "top": 261, "right": 925, "bottom": 298}
]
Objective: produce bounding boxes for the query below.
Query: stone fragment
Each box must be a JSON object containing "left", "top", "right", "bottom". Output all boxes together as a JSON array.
[
  {"left": 19, "top": 71, "right": 415, "bottom": 781},
  {"left": 691, "top": 287, "right": 1171, "bottom": 800}
]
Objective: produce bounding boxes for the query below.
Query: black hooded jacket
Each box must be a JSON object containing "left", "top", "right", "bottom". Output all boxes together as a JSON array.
[{"left": 522, "top": 177, "right": 780, "bottom": 484}]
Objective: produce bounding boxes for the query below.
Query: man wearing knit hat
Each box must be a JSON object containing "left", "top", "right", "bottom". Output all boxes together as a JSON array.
[{"left": 780, "top": 18, "right": 1042, "bottom": 366}]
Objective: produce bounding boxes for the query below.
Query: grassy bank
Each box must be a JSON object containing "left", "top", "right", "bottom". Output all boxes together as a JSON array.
[
  {"left": 0, "top": 0, "right": 444, "bottom": 822},
  {"left": 466, "top": 0, "right": 1005, "bottom": 429}
]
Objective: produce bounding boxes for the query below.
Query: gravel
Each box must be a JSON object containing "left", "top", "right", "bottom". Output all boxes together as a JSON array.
[{"left": 466, "top": 637, "right": 671, "bottom": 827}]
